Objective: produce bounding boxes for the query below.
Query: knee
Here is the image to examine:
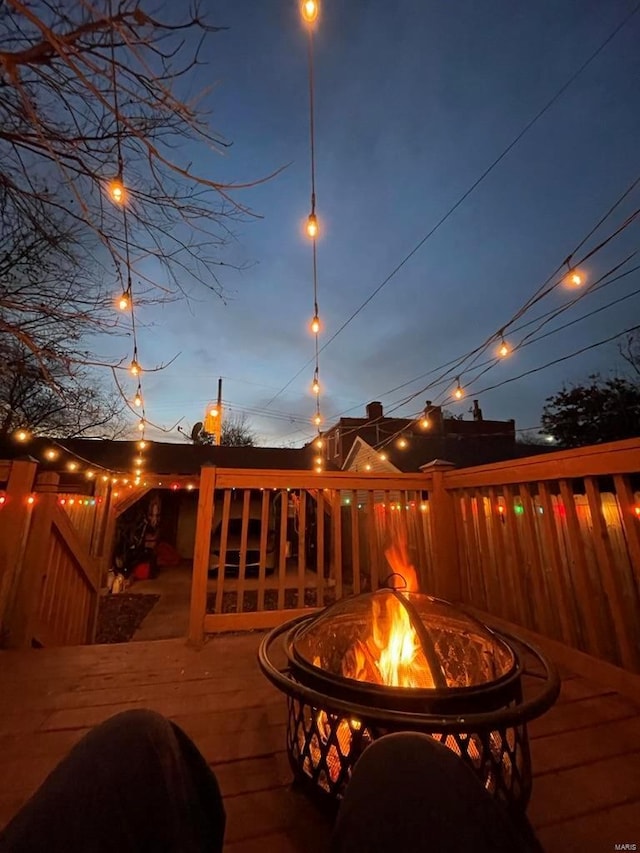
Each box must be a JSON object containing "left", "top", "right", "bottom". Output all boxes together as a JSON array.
[
  {"left": 355, "top": 731, "right": 452, "bottom": 776},
  {"left": 83, "top": 709, "right": 175, "bottom": 755}
]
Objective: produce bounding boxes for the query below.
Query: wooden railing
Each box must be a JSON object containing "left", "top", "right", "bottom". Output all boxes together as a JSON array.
[
  {"left": 443, "top": 438, "right": 640, "bottom": 673},
  {"left": 189, "top": 466, "right": 441, "bottom": 641},
  {"left": 191, "top": 442, "right": 640, "bottom": 676},
  {"left": 0, "top": 462, "right": 108, "bottom": 647}
]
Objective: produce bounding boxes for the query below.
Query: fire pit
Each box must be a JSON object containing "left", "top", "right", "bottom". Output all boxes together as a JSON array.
[{"left": 258, "top": 585, "right": 559, "bottom": 811}]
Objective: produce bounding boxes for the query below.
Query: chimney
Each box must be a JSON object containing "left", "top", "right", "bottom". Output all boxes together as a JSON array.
[
  {"left": 366, "top": 401, "right": 384, "bottom": 420},
  {"left": 425, "top": 401, "right": 443, "bottom": 432},
  {"left": 472, "top": 400, "right": 483, "bottom": 422}
]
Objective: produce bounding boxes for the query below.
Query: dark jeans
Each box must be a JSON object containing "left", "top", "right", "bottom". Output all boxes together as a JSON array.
[{"left": 0, "top": 711, "right": 539, "bottom": 852}]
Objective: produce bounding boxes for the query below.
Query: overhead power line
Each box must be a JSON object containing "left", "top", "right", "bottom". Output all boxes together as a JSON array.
[{"left": 264, "top": 2, "right": 640, "bottom": 409}]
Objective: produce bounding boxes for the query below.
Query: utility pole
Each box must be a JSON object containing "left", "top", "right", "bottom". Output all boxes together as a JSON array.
[
  {"left": 203, "top": 376, "right": 223, "bottom": 444},
  {"left": 215, "top": 376, "right": 222, "bottom": 446}
]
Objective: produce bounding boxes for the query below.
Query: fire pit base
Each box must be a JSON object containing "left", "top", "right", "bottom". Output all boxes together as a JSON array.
[{"left": 287, "top": 695, "right": 530, "bottom": 809}]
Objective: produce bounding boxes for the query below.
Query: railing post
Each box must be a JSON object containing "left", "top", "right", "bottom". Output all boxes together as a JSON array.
[
  {"left": 421, "top": 461, "right": 460, "bottom": 601},
  {"left": 189, "top": 465, "right": 216, "bottom": 645},
  {"left": 0, "top": 458, "right": 38, "bottom": 642},
  {"left": 6, "top": 471, "right": 59, "bottom": 648}
]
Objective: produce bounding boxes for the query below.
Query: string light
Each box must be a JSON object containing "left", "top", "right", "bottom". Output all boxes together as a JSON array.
[
  {"left": 379, "top": 452, "right": 387, "bottom": 461},
  {"left": 138, "top": 418, "right": 145, "bottom": 432},
  {"left": 314, "top": 437, "right": 323, "bottom": 449},
  {"left": 397, "top": 437, "right": 408, "bottom": 449},
  {"left": 454, "top": 377, "right": 464, "bottom": 399},
  {"left": 565, "top": 263, "right": 583, "bottom": 287},
  {"left": 312, "top": 373, "right": 320, "bottom": 395},
  {"left": 314, "top": 455, "right": 323, "bottom": 466},
  {"left": 14, "top": 429, "right": 30, "bottom": 442},
  {"left": 498, "top": 337, "right": 510, "bottom": 358},
  {"left": 138, "top": 440, "right": 147, "bottom": 450},
  {"left": 310, "top": 314, "right": 321, "bottom": 334},
  {"left": 313, "top": 413, "right": 322, "bottom": 426},
  {"left": 129, "top": 357, "right": 141, "bottom": 377},
  {"left": 420, "top": 415, "right": 431, "bottom": 429},
  {"left": 306, "top": 212, "right": 319, "bottom": 238},
  {"left": 301, "top": 0, "right": 319, "bottom": 23},
  {"left": 67, "top": 461, "right": 78, "bottom": 471},
  {"left": 86, "top": 470, "right": 95, "bottom": 479},
  {"left": 108, "top": 175, "right": 125, "bottom": 205},
  {"left": 134, "top": 388, "right": 143, "bottom": 408}
]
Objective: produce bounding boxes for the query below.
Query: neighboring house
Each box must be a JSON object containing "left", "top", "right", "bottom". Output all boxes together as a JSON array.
[{"left": 320, "top": 401, "right": 550, "bottom": 473}]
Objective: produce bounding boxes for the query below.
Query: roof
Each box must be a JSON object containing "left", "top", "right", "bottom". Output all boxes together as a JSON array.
[
  {"left": 0, "top": 437, "right": 327, "bottom": 477},
  {"left": 343, "top": 434, "right": 552, "bottom": 473}
]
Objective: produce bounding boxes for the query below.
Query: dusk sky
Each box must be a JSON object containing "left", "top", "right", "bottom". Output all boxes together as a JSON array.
[{"left": 120, "top": 0, "right": 640, "bottom": 446}]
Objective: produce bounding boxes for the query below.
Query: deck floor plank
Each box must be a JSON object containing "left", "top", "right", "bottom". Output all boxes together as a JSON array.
[{"left": 1, "top": 634, "right": 638, "bottom": 851}]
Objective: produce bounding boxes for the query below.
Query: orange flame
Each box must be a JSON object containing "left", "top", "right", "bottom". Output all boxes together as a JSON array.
[
  {"left": 341, "top": 535, "right": 433, "bottom": 688},
  {"left": 384, "top": 535, "right": 419, "bottom": 592}
]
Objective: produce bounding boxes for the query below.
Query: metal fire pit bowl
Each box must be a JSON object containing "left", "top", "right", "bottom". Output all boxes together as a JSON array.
[{"left": 258, "top": 590, "right": 560, "bottom": 812}]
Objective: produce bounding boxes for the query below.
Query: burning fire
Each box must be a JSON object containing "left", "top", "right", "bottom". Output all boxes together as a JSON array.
[{"left": 342, "top": 536, "right": 435, "bottom": 689}]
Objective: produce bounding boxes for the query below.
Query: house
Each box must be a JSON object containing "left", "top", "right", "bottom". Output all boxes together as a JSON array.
[{"left": 315, "top": 400, "right": 549, "bottom": 472}]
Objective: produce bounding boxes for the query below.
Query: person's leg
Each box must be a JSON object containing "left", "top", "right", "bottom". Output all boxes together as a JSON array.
[
  {"left": 0, "top": 709, "right": 225, "bottom": 853},
  {"left": 332, "top": 732, "right": 540, "bottom": 853}
]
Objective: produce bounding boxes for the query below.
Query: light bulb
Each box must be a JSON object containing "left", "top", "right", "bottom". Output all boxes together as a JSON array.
[
  {"left": 138, "top": 440, "right": 147, "bottom": 450},
  {"left": 420, "top": 416, "right": 430, "bottom": 429},
  {"left": 108, "top": 177, "right": 125, "bottom": 205},
  {"left": 379, "top": 452, "right": 387, "bottom": 461},
  {"left": 312, "top": 378, "right": 320, "bottom": 395},
  {"left": 310, "top": 314, "right": 320, "bottom": 334},
  {"left": 129, "top": 358, "right": 141, "bottom": 377},
  {"left": 14, "top": 429, "right": 29, "bottom": 442},
  {"left": 454, "top": 378, "right": 464, "bottom": 400},
  {"left": 313, "top": 413, "right": 322, "bottom": 426},
  {"left": 67, "top": 461, "right": 78, "bottom": 471},
  {"left": 134, "top": 392, "right": 142, "bottom": 408},
  {"left": 498, "top": 340, "right": 510, "bottom": 358},
  {"left": 364, "top": 463, "right": 372, "bottom": 471},
  {"left": 314, "top": 456, "right": 323, "bottom": 466},
  {"left": 397, "top": 437, "right": 408, "bottom": 449},
  {"left": 315, "top": 437, "right": 323, "bottom": 449},
  {"left": 306, "top": 212, "right": 318, "bottom": 238},
  {"left": 118, "top": 292, "right": 130, "bottom": 311},
  {"left": 567, "top": 269, "right": 583, "bottom": 287},
  {"left": 301, "top": 0, "right": 319, "bottom": 24},
  {"left": 209, "top": 406, "right": 219, "bottom": 418},
  {"left": 134, "top": 457, "right": 143, "bottom": 467},
  {"left": 138, "top": 418, "right": 145, "bottom": 432},
  {"left": 86, "top": 470, "right": 95, "bottom": 479}
]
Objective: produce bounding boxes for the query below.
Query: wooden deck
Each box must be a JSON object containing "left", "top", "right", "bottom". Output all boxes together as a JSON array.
[{"left": 1, "top": 634, "right": 639, "bottom": 852}]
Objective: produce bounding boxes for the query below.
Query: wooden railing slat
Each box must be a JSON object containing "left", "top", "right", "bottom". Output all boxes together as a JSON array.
[
  {"left": 350, "top": 491, "right": 360, "bottom": 595},
  {"left": 537, "top": 482, "right": 576, "bottom": 647},
  {"left": 298, "top": 490, "right": 307, "bottom": 605},
  {"left": 213, "top": 486, "right": 232, "bottom": 622},
  {"left": 584, "top": 476, "right": 639, "bottom": 670},
  {"left": 235, "top": 490, "right": 251, "bottom": 614},
  {"left": 188, "top": 466, "right": 216, "bottom": 645},
  {"left": 558, "top": 478, "right": 606, "bottom": 659},
  {"left": 257, "top": 490, "right": 270, "bottom": 612},
  {"left": 277, "top": 491, "right": 288, "bottom": 611}
]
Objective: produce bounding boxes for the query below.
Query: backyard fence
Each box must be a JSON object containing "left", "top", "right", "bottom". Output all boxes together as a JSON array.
[{"left": 191, "top": 440, "right": 640, "bottom": 676}]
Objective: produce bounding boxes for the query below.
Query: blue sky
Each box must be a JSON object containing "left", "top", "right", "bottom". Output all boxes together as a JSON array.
[{"left": 120, "top": 0, "right": 640, "bottom": 445}]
